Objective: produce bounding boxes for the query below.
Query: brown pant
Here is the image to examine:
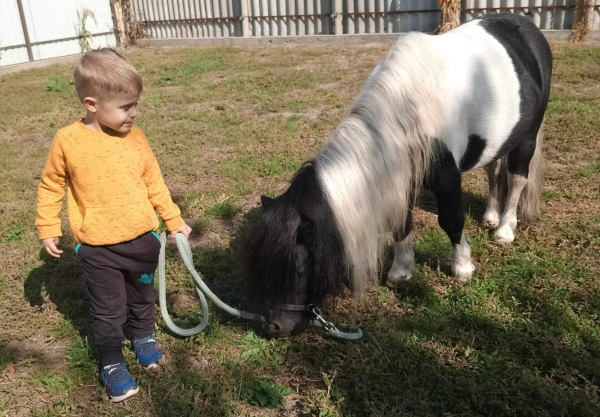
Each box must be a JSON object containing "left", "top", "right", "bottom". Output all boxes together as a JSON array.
[{"left": 77, "top": 231, "right": 161, "bottom": 366}]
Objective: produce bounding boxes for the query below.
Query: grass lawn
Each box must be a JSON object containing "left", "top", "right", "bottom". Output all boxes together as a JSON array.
[{"left": 0, "top": 40, "right": 599, "bottom": 417}]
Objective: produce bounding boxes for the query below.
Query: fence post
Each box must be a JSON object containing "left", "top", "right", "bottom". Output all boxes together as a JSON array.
[
  {"left": 240, "top": 0, "right": 250, "bottom": 37},
  {"left": 334, "top": 0, "right": 343, "bottom": 35},
  {"left": 16, "top": 0, "right": 34, "bottom": 62}
]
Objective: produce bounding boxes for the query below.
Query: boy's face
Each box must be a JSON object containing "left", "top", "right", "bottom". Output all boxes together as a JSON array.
[{"left": 88, "top": 93, "right": 140, "bottom": 133}]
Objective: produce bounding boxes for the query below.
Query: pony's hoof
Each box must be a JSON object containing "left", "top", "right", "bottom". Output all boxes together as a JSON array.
[
  {"left": 494, "top": 226, "right": 515, "bottom": 243},
  {"left": 386, "top": 269, "right": 412, "bottom": 287},
  {"left": 452, "top": 261, "right": 475, "bottom": 285},
  {"left": 482, "top": 212, "right": 500, "bottom": 229}
]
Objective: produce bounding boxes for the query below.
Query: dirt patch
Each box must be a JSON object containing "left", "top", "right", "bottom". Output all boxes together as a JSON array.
[
  {"left": 0, "top": 130, "right": 49, "bottom": 149},
  {"left": 187, "top": 101, "right": 214, "bottom": 112},
  {"left": 318, "top": 82, "right": 341, "bottom": 90},
  {"left": 237, "top": 178, "right": 290, "bottom": 212},
  {"left": 201, "top": 145, "right": 236, "bottom": 164},
  {"left": 188, "top": 225, "right": 229, "bottom": 251},
  {"left": 167, "top": 289, "right": 200, "bottom": 312},
  {"left": 198, "top": 71, "right": 228, "bottom": 85},
  {"left": 282, "top": 88, "right": 311, "bottom": 100},
  {"left": 262, "top": 107, "right": 322, "bottom": 122}
]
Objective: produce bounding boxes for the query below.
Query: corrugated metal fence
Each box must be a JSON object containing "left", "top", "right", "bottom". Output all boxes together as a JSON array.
[
  {"left": 132, "top": 0, "right": 600, "bottom": 38},
  {"left": 1, "top": 0, "right": 599, "bottom": 67},
  {"left": 0, "top": 0, "right": 117, "bottom": 67}
]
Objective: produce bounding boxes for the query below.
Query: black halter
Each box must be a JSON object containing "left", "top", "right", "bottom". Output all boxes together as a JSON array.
[{"left": 274, "top": 303, "right": 312, "bottom": 312}]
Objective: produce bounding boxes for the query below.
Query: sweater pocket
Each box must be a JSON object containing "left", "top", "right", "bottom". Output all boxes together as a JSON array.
[{"left": 78, "top": 201, "right": 157, "bottom": 245}]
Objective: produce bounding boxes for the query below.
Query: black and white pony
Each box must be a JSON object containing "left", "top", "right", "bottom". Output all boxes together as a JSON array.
[{"left": 242, "top": 14, "right": 552, "bottom": 335}]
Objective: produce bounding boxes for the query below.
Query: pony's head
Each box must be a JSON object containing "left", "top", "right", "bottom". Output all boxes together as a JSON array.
[{"left": 242, "top": 164, "right": 347, "bottom": 335}]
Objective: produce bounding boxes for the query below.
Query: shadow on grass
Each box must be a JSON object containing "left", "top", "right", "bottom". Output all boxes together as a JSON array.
[
  {"left": 165, "top": 200, "right": 599, "bottom": 416},
  {"left": 20, "top": 204, "right": 600, "bottom": 417},
  {"left": 188, "top": 203, "right": 600, "bottom": 416},
  {"left": 298, "top": 250, "right": 600, "bottom": 416},
  {"left": 302, "top": 293, "right": 600, "bottom": 416},
  {"left": 23, "top": 236, "right": 91, "bottom": 340},
  {"left": 417, "top": 186, "right": 489, "bottom": 224}
]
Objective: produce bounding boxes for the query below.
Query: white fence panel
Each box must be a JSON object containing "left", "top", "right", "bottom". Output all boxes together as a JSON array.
[
  {"left": 1, "top": 0, "right": 116, "bottom": 67},
  {"left": 0, "top": 0, "right": 29, "bottom": 66},
  {"left": 24, "top": 0, "right": 116, "bottom": 61}
]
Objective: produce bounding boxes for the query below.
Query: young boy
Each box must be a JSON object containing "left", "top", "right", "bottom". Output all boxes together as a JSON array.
[{"left": 35, "top": 48, "right": 191, "bottom": 402}]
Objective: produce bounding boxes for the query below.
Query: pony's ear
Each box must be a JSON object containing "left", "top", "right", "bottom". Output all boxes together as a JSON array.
[
  {"left": 296, "top": 220, "right": 315, "bottom": 245},
  {"left": 261, "top": 196, "right": 275, "bottom": 210}
]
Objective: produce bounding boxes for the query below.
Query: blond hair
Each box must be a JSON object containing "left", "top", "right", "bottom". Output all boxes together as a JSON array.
[{"left": 73, "top": 48, "right": 143, "bottom": 102}]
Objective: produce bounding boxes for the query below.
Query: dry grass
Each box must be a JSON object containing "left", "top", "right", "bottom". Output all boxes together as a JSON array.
[{"left": 0, "top": 41, "right": 599, "bottom": 417}]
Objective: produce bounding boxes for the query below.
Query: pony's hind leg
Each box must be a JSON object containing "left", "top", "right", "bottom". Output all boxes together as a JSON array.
[
  {"left": 494, "top": 133, "right": 538, "bottom": 243},
  {"left": 387, "top": 212, "right": 414, "bottom": 286},
  {"left": 482, "top": 159, "right": 502, "bottom": 228},
  {"left": 494, "top": 174, "right": 527, "bottom": 243},
  {"left": 429, "top": 148, "right": 475, "bottom": 284}
]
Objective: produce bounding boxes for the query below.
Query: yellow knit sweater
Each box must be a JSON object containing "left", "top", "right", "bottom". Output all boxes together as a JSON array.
[{"left": 36, "top": 121, "right": 184, "bottom": 245}]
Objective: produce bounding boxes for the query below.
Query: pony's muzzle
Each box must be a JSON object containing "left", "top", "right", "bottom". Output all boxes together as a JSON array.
[
  {"left": 265, "top": 322, "right": 282, "bottom": 335},
  {"left": 265, "top": 308, "right": 304, "bottom": 336}
]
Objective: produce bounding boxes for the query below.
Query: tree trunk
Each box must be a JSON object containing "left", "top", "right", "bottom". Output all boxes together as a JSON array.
[
  {"left": 439, "top": 0, "right": 461, "bottom": 34},
  {"left": 571, "top": 0, "right": 594, "bottom": 43},
  {"left": 110, "top": 0, "right": 128, "bottom": 46},
  {"left": 110, "top": 0, "right": 145, "bottom": 46}
]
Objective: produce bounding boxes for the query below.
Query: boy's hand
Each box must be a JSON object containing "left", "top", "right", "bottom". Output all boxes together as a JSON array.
[
  {"left": 169, "top": 223, "right": 192, "bottom": 240},
  {"left": 42, "top": 237, "right": 63, "bottom": 258}
]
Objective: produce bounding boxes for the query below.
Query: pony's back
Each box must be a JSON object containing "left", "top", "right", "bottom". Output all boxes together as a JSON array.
[{"left": 316, "top": 14, "right": 551, "bottom": 289}]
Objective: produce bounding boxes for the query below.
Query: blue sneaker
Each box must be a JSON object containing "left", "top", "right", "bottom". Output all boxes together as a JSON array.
[
  {"left": 132, "top": 335, "right": 164, "bottom": 369},
  {"left": 100, "top": 363, "right": 139, "bottom": 402}
]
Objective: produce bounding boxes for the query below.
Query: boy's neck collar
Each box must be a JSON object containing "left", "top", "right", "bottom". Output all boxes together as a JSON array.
[{"left": 80, "top": 116, "right": 128, "bottom": 138}]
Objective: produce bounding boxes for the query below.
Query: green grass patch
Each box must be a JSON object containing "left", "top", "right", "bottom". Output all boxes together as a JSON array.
[
  {"left": 0, "top": 346, "right": 15, "bottom": 372},
  {"left": 284, "top": 115, "right": 301, "bottom": 131},
  {"left": 31, "top": 370, "right": 71, "bottom": 392},
  {"left": 65, "top": 334, "right": 97, "bottom": 380},
  {"left": 2, "top": 225, "right": 24, "bottom": 243},
  {"left": 261, "top": 154, "right": 301, "bottom": 176},
  {"left": 45, "top": 76, "right": 72, "bottom": 93},
  {"left": 206, "top": 201, "right": 240, "bottom": 218},
  {"left": 579, "top": 161, "right": 600, "bottom": 178},
  {"left": 48, "top": 319, "right": 78, "bottom": 339},
  {"left": 193, "top": 217, "right": 213, "bottom": 230},
  {"left": 241, "top": 377, "right": 293, "bottom": 408},
  {"left": 543, "top": 189, "right": 561, "bottom": 200},
  {"left": 228, "top": 332, "right": 293, "bottom": 369},
  {"left": 158, "top": 50, "right": 226, "bottom": 85}
]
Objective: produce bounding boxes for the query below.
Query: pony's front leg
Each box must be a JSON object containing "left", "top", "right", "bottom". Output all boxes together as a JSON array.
[
  {"left": 451, "top": 234, "right": 475, "bottom": 284},
  {"left": 387, "top": 213, "right": 415, "bottom": 285},
  {"left": 429, "top": 149, "right": 475, "bottom": 284}
]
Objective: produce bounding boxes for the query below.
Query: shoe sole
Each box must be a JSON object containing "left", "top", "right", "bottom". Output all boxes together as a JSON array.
[
  {"left": 138, "top": 356, "right": 163, "bottom": 369},
  {"left": 109, "top": 386, "right": 139, "bottom": 403},
  {"left": 142, "top": 361, "right": 159, "bottom": 369}
]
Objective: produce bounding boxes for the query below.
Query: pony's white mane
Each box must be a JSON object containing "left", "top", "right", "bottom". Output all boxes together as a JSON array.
[{"left": 315, "top": 33, "right": 445, "bottom": 292}]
